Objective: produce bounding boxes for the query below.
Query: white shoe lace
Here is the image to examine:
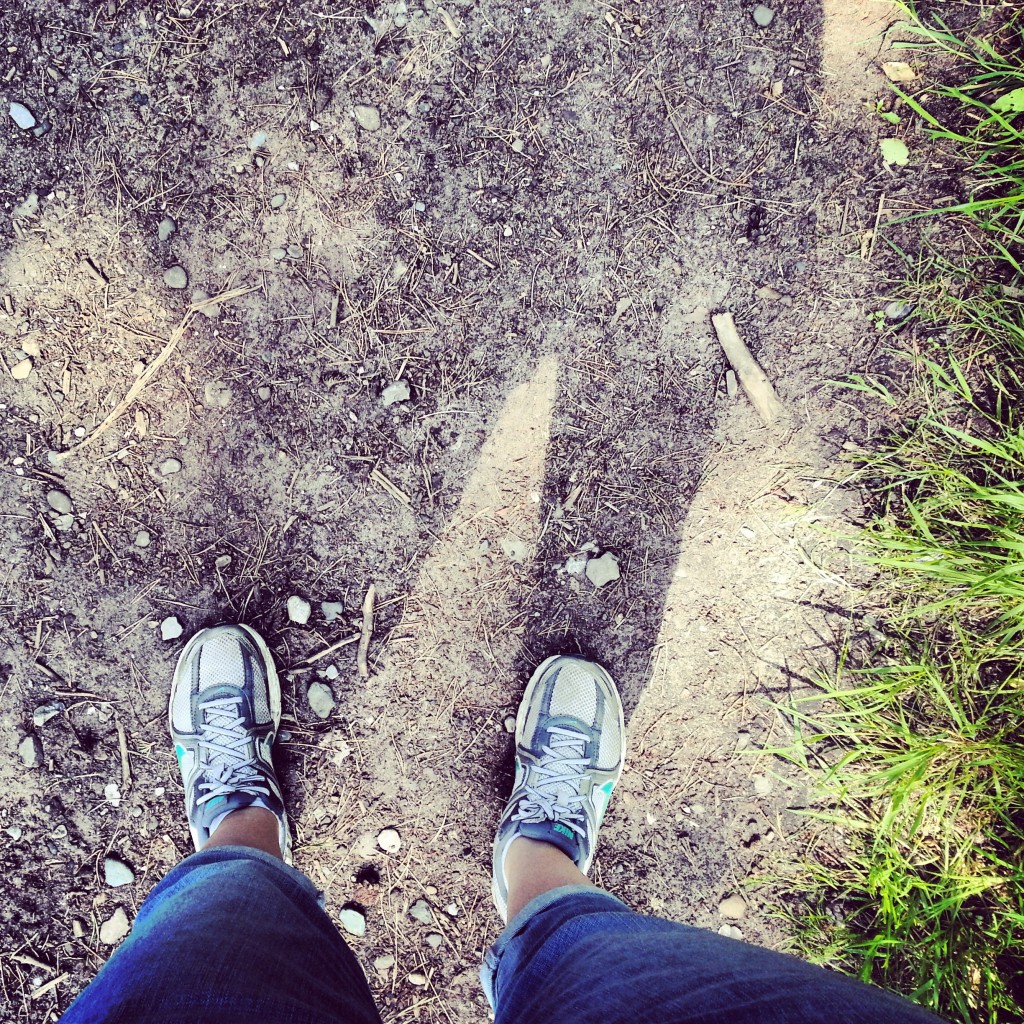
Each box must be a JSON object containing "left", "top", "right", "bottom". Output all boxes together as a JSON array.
[
  {"left": 195, "top": 695, "right": 270, "bottom": 807},
  {"left": 512, "top": 726, "right": 590, "bottom": 837}
]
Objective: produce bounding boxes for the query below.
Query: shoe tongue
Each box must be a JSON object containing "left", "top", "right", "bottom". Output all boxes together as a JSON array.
[{"left": 518, "top": 819, "right": 581, "bottom": 862}]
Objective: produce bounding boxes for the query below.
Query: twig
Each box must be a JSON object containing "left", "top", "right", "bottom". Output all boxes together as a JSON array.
[
  {"left": 711, "top": 311, "right": 785, "bottom": 426},
  {"left": 357, "top": 583, "right": 376, "bottom": 679},
  {"left": 115, "top": 716, "right": 132, "bottom": 791}
]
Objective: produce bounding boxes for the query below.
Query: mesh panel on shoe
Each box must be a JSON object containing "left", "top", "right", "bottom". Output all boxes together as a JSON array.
[{"left": 547, "top": 662, "right": 598, "bottom": 721}]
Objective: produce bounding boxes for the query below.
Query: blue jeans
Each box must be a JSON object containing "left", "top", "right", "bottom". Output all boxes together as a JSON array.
[{"left": 62, "top": 847, "right": 943, "bottom": 1024}]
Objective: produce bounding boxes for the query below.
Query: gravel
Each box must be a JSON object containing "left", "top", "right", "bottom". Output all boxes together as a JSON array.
[
  {"left": 104, "top": 856, "right": 136, "bottom": 887},
  {"left": 160, "top": 616, "right": 184, "bottom": 641},
  {"left": 377, "top": 827, "right": 401, "bottom": 854},
  {"left": 32, "top": 702, "right": 63, "bottom": 727},
  {"left": 46, "top": 489, "right": 73, "bottom": 515},
  {"left": 752, "top": 5, "right": 775, "bottom": 27},
  {"left": 382, "top": 380, "right": 411, "bottom": 406},
  {"left": 159, "top": 457, "right": 182, "bottom": 476},
  {"left": 339, "top": 906, "right": 366, "bottom": 936},
  {"left": 163, "top": 265, "right": 188, "bottom": 289},
  {"left": 10, "top": 357, "right": 33, "bottom": 380},
  {"left": 9, "top": 101, "right": 36, "bottom": 129},
  {"left": 354, "top": 104, "right": 382, "bottom": 131},
  {"left": 585, "top": 551, "right": 621, "bottom": 587},
  {"left": 158, "top": 216, "right": 176, "bottom": 241},
  {"left": 321, "top": 600, "right": 344, "bottom": 622},
  {"left": 18, "top": 735, "right": 42, "bottom": 768},
  {"left": 307, "top": 681, "right": 336, "bottom": 719},
  {"left": 100, "top": 908, "right": 130, "bottom": 945},
  {"left": 134, "top": 530, "right": 151, "bottom": 548},
  {"left": 409, "top": 899, "right": 434, "bottom": 925},
  {"left": 718, "top": 894, "right": 747, "bottom": 919},
  {"left": 288, "top": 595, "right": 312, "bottom": 624}
]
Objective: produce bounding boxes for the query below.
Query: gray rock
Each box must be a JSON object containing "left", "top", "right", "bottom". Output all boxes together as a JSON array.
[
  {"left": 409, "top": 899, "right": 434, "bottom": 925},
  {"left": 18, "top": 735, "right": 42, "bottom": 768},
  {"left": 10, "top": 358, "right": 32, "bottom": 380},
  {"left": 249, "top": 131, "right": 268, "bottom": 151},
  {"left": 191, "top": 289, "right": 221, "bottom": 320},
  {"left": 719, "top": 894, "right": 747, "bottom": 920},
  {"left": 12, "top": 193, "right": 39, "bottom": 220},
  {"left": 52, "top": 513, "right": 75, "bottom": 533},
  {"left": 271, "top": 192, "right": 287, "bottom": 209},
  {"left": 287, "top": 243, "right": 303, "bottom": 259},
  {"left": 753, "top": 775, "right": 773, "bottom": 796},
  {"left": 586, "top": 551, "right": 621, "bottom": 588},
  {"left": 307, "top": 682, "right": 335, "bottom": 720},
  {"left": 9, "top": 101, "right": 36, "bottom": 129},
  {"left": 134, "top": 530, "right": 151, "bottom": 548},
  {"left": 33, "top": 702, "right": 63, "bottom": 728},
  {"left": 408, "top": 972, "right": 427, "bottom": 987},
  {"left": 288, "top": 595, "right": 312, "bottom": 624},
  {"left": 215, "top": 554, "right": 232, "bottom": 569},
  {"left": 321, "top": 600, "right": 344, "bottom": 622},
  {"left": 46, "top": 489, "right": 73, "bottom": 515},
  {"left": 163, "top": 265, "right": 188, "bottom": 289},
  {"left": 257, "top": 385, "right": 272, "bottom": 401},
  {"left": 160, "top": 616, "right": 183, "bottom": 641},
  {"left": 158, "top": 457, "right": 182, "bottom": 476},
  {"left": 5, "top": 825, "right": 23, "bottom": 840},
  {"left": 270, "top": 247, "right": 287, "bottom": 261},
  {"left": 752, "top": 4, "right": 775, "bottom": 27},
  {"left": 414, "top": 201, "right": 426, "bottom": 212},
  {"left": 504, "top": 715, "right": 516, "bottom": 733},
  {"left": 354, "top": 104, "right": 381, "bottom": 132},
  {"left": 104, "top": 856, "right": 135, "bottom": 887},
  {"left": 884, "top": 300, "right": 914, "bottom": 323},
  {"left": 425, "top": 932, "right": 443, "bottom": 948},
  {"left": 325, "top": 664, "right": 339, "bottom": 680},
  {"left": 158, "top": 216, "right": 176, "bottom": 241},
  {"left": 725, "top": 369, "right": 738, "bottom": 398},
  {"left": 374, "top": 954, "right": 396, "bottom": 972},
  {"left": 339, "top": 907, "right": 366, "bottom": 936},
  {"left": 100, "top": 908, "right": 130, "bottom": 944},
  {"left": 377, "top": 827, "right": 401, "bottom": 854},
  {"left": 381, "top": 380, "right": 410, "bottom": 406},
  {"left": 718, "top": 923, "right": 744, "bottom": 940}
]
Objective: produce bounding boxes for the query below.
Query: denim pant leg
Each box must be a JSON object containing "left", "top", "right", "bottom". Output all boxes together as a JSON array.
[
  {"left": 61, "top": 846, "right": 381, "bottom": 1024},
  {"left": 482, "top": 885, "right": 946, "bottom": 1024}
]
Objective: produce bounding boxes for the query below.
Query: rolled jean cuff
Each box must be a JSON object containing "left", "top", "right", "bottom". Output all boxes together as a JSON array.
[{"left": 480, "top": 885, "right": 628, "bottom": 1010}]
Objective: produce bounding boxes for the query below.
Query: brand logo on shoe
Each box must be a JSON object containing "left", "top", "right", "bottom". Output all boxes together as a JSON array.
[{"left": 553, "top": 823, "right": 574, "bottom": 840}]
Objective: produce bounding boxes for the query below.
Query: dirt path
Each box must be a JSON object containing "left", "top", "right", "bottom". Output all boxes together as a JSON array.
[{"left": 1, "top": 0, "right": 908, "bottom": 1018}]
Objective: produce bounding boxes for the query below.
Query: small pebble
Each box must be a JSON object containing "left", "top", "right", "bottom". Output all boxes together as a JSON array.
[
  {"left": 163, "top": 265, "right": 188, "bottom": 289},
  {"left": 159, "top": 457, "right": 182, "bottom": 476},
  {"left": 307, "top": 681, "right": 335, "bottom": 720},
  {"left": 204, "top": 381, "right": 233, "bottom": 408},
  {"left": 381, "top": 380, "right": 411, "bottom": 407},
  {"left": 325, "top": 664, "right": 339, "bottom": 680},
  {"left": 353, "top": 104, "right": 381, "bottom": 131},
  {"left": 271, "top": 192, "right": 287, "bottom": 209},
  {"left": 288, "top": 595, "right": 312, "bottom": 624},
  {"left": 270, "top": 247, "right": 287, "bottom": 261},
  {"left": 444, "top": 902, "right": 459, "bottom": 917},
  {"left": 718, "top": 924, "right": 744, "bottom": 940},
  {"left": 377, "top": 828, "right": 402, "bottom": 854},
  {"left": 504, "top": 715, "right": 516, "bottom": 733},
  {"left": 104, "top": 782, "right": 122, "bottom": 807},
  {"left": 104, "top": 856, "right": 135, "bottom": 887},
  {"left": 321, "top": 600, "right": 344, "bottom": 622},
  {"left": 409, "top": 899, "right": 434, "bottom": 925},
  {"left": 286, "top": 243, "right": 303, "bottom": 259},
  {"left": 9, "top": 101, "right": 36, "bottom": 129},
  {"left": 46, "top": 489, "right": 73, "bottom": 515},
  {"left": 753, "top": 775, "right": 773, "bottom": 796},
  {"left": 10, "top": 358, "right": 33, "bottom": 380},
  {"left": 257, "top": 385, "right": 272, "bottom": 401},
  {"left": 414, "top": 201, "right": 426, "bottom": 212},
  {"left": 511, "top": 138, "right": 525, "bottom": 153},
  {"left": 425, "top": 933, "right": 443, "bottom": 949},
  {"left": 215, "top": 554, "right": 232, "bottom": 569},
  {"left": 408, "top": 972, "right": 427, "bottom": 987},
  {"left": 158, "top": 216, "right": 176, "bottom": 241},
  {"left": 374, "top": 954, "right": 396, "bottom": 972},
  {"left": 586, "top": 551, "right": 621, "bottom": 588},
  {"left": 249, "top": 131, "right": 268, "bottom": 151},
  {"left": 18, "top": 735, "right": 42, "bottom": 768},
  {"left": 719, "top": 894, "right": 747, "bottom": 920},
  {"left": 191, "top": 289, "right": 221, "bottom": 320},
  {"left": 100, "top": 908, "right": 130, "bottom": 944},
  {"left": 5, "top": 825, "right": 23, "bottom": 840},
  {"left": 32, "top": 702, "right": 63, "bottom": 728},
  {"left": 160, "top": 616, "right": 184, "bottom": 641},
  {"left": 752, "top": 4, "right": 775, "bottom": 27},
  {"left": 339, "top": 907, "right": 366, "bottom": 936},
  {"left": 134, "top": 530, "right": 151, "bottom": 548},
  {"left": 725, "top": 369, "right": 738, "bottom": 398}
]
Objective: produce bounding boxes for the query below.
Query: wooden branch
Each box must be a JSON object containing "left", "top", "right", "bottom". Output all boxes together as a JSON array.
[{"left": 711, "top": 311, "right": 785, "bottom": 426}]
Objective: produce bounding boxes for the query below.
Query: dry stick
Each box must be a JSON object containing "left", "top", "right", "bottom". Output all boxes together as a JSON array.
[
  {"left": 53, "top": 285, "right": 257, "bottom": 462},
  {"left": 711, "top": 311, "right": 785, "bottom": 426},
  {"left": 357, "top": 583, "right": 376, "bottom": 679},
  {"left": 114, "top": 717, "right": 132, "bottom": 791}
]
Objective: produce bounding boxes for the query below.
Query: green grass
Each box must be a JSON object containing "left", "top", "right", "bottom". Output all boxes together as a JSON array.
[{"left": 779, "top": 4, "right": 1024, "bottom": 1021}]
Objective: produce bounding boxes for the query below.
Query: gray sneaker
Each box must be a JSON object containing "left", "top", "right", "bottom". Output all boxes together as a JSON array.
[
  {"left": 168, "top": 624, "right": 292, "bottom": 863},
  {"left": 492, "top": 655, "right": 626, "bottom": 921}
]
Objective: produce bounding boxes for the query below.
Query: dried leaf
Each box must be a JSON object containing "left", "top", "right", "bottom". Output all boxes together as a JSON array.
[
  {"left": 881, "top": 61, "right": 916, "bottom": 83},
  {"left": 880, "top": 138, "right": 910, "bottom": 166}
]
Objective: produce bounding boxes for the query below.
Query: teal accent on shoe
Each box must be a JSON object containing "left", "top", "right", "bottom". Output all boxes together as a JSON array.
[
  {"left": 207, "top": 795, "right": 227, "bottom": 809},
  {"left": 175, "top": 743, "right": 186, "bottom": 763}
]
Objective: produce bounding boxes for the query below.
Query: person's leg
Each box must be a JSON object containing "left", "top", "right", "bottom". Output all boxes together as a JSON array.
[
  {"left": 61, "top": 624, "right": 381, "bottom": 1024},
  {"left": 484, "top": 655, "right": 945, "bottom": 1024}
]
